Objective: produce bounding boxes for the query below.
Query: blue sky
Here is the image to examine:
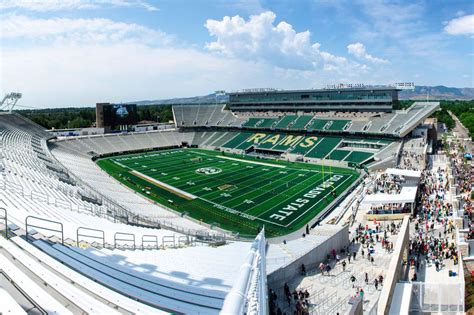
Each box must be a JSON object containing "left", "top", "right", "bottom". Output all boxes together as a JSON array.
[{"left": 0, "top": 0, "right": 473, "bottom": 107}]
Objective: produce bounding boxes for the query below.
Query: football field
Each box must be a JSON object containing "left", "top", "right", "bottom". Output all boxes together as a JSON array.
[{"left": 97, "top": 149, "right": 359, "bottom": 237}]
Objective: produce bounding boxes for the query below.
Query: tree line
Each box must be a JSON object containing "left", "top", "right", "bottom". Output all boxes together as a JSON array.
[
  {"left": 15, "top": 100, "right": 474, "bottom": 138},
  {"left": 16, "top": 105, "right": 173, "bottom": 130},
  {"left": 433, "top": 100, "right": 474, "bottom": 137}
]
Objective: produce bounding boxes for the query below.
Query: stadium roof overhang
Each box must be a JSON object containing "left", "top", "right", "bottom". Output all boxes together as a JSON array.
[
  {"left": 398, "top": 102, "right": 440, "bottom": 137},
  {"left": 385, "top": 168, "right": 421, "bottom": 178},
  {"left": 228, "top": 87, "right": 401, "bottom": 96},
  {"left": 362, "top": 186, "right": 418, "bottom": 205}
]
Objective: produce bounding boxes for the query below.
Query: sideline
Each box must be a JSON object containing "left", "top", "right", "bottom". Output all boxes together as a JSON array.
[{"left": 130, "top": 170, "right": 197, "bottom": 200}]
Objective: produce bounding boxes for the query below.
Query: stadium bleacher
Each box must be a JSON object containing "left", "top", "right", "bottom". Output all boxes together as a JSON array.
[
  {"left": 212, "top": 131, "right": 383, "bottom": 165},
  {"left": 289, "top": 115, "right": 313, "bottom": 130},
  {"left": 0, "top": 92, "right": 442, "bottom": 314},
  {"left": 273, "top": 115, "right": 297, "bottom": 129},
  {"left": 172, "top": 102, "right": 439, "bottom": 137},
  {"left": 0, "top": 112, "right": 272, "bottom": 313},
  {"left": 305, "top": 137, "right": 342, "bottom": 159},
  {"left": 242, "top": 118, "right": 262, "bottom": 128}
]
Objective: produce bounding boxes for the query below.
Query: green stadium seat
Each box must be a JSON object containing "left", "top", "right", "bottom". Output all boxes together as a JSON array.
[
  {"left": 256, "top": 134, "right": 286, "bottom": 149},
  {"left": 307, "top": 119, "right": 329, "bottom": 131},
  {"left": 327, "top": 149, "right": 351, "bottom": 161},
  {"left": 258, "top": 118, "right": 278, "bottom": 128},
  {"left": 343, "top": 151, "right": 373, "bottom": 163},
  {"left": 304, "top": 137, "right": 342, "bottom": 159},
  {"left": 326, "top": 120, "right": 351, "bottom": 131},
  {"left": 274, "top": 115, "right": 297, "bottom": 129},
  {"left": 290, "top": 116, "right": 313, "bottom": 130},
  {"left": 242, "top": 118, "right": 261, "bottom": 128},
  {"left": 221, "top": 132, "right": 252, "bottom": 149}
]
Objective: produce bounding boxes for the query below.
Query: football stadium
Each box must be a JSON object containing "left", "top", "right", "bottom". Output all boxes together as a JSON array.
[{"left": 0, "top": 85, "right": 470, "bottom": 314}]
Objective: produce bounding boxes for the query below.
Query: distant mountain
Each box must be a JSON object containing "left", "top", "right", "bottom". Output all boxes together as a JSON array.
[
  {"left": 399, "top": 85, "right": 474, "bottom": 100},
  {"left": 133, "top": 93, "right": 228, "bottom": 106},
  {"left": 132, "top": 85, "right": 473, "bottom": 105}
]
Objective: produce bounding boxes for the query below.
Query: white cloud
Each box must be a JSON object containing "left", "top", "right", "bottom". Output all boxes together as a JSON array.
[
  {"left": 0, "top": 43, "right": 325, "bottom": 107},
  {"left": 0, "top": 0, "right": 158, "bottom": 12},
  {"left": 1, "top": 14, "right": 172, "bottom": 45},
  {"left": 204, "top": 11, "right": 361, "bottom": 72},
  {"left": 0, "top": 12, "right": 393, "bottom": 108},
  {"left": 444, "top": 14, "right": 474, "bottom": 35},
  {"left": 347, "top": 42, "right": 389, "bottom": 64}
]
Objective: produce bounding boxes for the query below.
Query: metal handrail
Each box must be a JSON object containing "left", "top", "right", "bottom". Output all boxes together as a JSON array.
[
  {"left": 141, "top": 234, "right": 158, "bottom": 249},
  {"left": 0, "top": 207, "right": 7, "bottom": 239},
  {"left": 114, "top": 232, "right": 135, "bottom": 249},
  {"left": 162, "top": 235, "right": 176, "bottom": 248},
  {"left": 77, "top": 227, "right": 105, "bottom": 248},
  {"left": 178, "top": 235, "right": 191, "bottom": 247},
  {"left": 25, "top": 215, "right": 63, "bottom": 245},
  {"left": 47, "top": 142, "right": 232, "bottom": 241}
]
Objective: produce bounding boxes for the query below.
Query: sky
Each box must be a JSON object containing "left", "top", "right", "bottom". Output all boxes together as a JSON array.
[{"left": 0, "top": 0, "right": 473, "bottom": 108}]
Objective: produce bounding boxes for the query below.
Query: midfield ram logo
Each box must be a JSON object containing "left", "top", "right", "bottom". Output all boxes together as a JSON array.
[{"left": 196, "top": 167, "right": 222, "bottom": 175}]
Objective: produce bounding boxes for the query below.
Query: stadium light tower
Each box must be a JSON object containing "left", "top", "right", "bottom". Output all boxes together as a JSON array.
[{"left": 0, "top": 92, "right": 22, "bottom": 112}]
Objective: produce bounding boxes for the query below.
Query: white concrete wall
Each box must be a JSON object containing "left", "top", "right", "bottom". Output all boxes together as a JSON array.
[{"left": 267, "top": 224, "right": 349, "bottom": 287}]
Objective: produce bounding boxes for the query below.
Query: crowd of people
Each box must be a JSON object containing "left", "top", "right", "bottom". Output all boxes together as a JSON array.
[
  {"left": 399, "top": 151, "right": 424, "bottom": 170},
  {"left": 408, "top": 163, "right": 459, "bottom": 280},
  {"left": 399, "top": 138, "right": 426, "bottom": 170},
  {"left": 449, "top": 151, "right": 474, "bottom": 239},
  {"left": 366, "top": 173, "right": 402, "bottom": 195},
  {"left": 370, "top": 203, "right": 411, "bottom": 214},
  {"left": 269, "top": 136, "right": 471, "bottom": 315},
  {"left": 268, "top": 283, "right": 311, "bottom": 315}
]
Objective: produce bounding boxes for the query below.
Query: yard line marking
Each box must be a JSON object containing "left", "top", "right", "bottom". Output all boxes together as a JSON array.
[
  {"left": 243, "top": 171, "right": 325, "bottom": 215},
  {"left": 198, "top": 168, "right": 277, "bottom": 199},
  {"left": 249, "top": 174, "right": 326, "bottom": 218},
  {"left": 283, "top": 174, "right": 354, "bottom": 227},
  {"left": 215, "top": 155, "right": 286, "bottom": 168},
  {"left": 199, "top": 197, "right": 287, "bottom": 227},
  {"left": 219, "top": 169, "right": 300, "bottom": 206}
]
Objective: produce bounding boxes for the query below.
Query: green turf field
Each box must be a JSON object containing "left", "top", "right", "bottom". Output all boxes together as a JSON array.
[{"left": 97, "top": 148, "right": 360, "bottom": 237}]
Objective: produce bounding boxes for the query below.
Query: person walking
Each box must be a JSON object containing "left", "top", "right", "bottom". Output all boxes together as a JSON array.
[
  {"left": 325, "top": 264, "right": 331, "bottom": 276},
  {"left": 350, "top": 275, "right": 357, "bottom": 288},
  {"left": 365, "top": 272, "right": 369, "bottom": 284}
]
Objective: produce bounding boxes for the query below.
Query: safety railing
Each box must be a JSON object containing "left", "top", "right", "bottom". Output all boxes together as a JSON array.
[
  {"left": 25, "top": 215, "right": 63, "bottom": 245},
  {"left": 162, "top": 235, "right": 176, "bottom": 248},
  {"left": 77, "top": 227, "right": 105, "bottom": 248},
  {"left": 178, "top": 235, "right": 190, "bottom": 247},
  {"left": 114, "top": 232, "right": 135, "bottom": 249},
  {"left": 47, "top": 144, "right": 233, "bottom": 241},
  {"left": 141, "top": 234, "right": 159, "bottom": 249},
  {"left": 0, "top": 207, "right": 7, "bottom": 239}
]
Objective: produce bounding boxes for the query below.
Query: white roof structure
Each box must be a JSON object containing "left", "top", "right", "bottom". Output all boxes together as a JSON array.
[
  {"left": 362, "top": 186, "right": 418, "bottom": 205},
  {"left": 385, "top": 168, "right": 421, "bottom": 178}
]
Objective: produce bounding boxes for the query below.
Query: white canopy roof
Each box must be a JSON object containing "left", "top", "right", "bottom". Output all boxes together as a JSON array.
[
  {"left": 362, "top": 186, "right": 418, "bottom": 205},
  {"left": 385, "top": 168, "right": 421, "bottom": 178}
]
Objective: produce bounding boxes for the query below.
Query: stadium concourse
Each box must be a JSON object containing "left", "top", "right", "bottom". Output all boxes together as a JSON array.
[{"left": 1, "top": 86, "right": 467, "bottom": 314}]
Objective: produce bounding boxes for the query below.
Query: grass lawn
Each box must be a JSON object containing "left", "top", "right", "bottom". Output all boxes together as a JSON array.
[{"left": 97, "top": 148, "right": 359, "bottom": 237}]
